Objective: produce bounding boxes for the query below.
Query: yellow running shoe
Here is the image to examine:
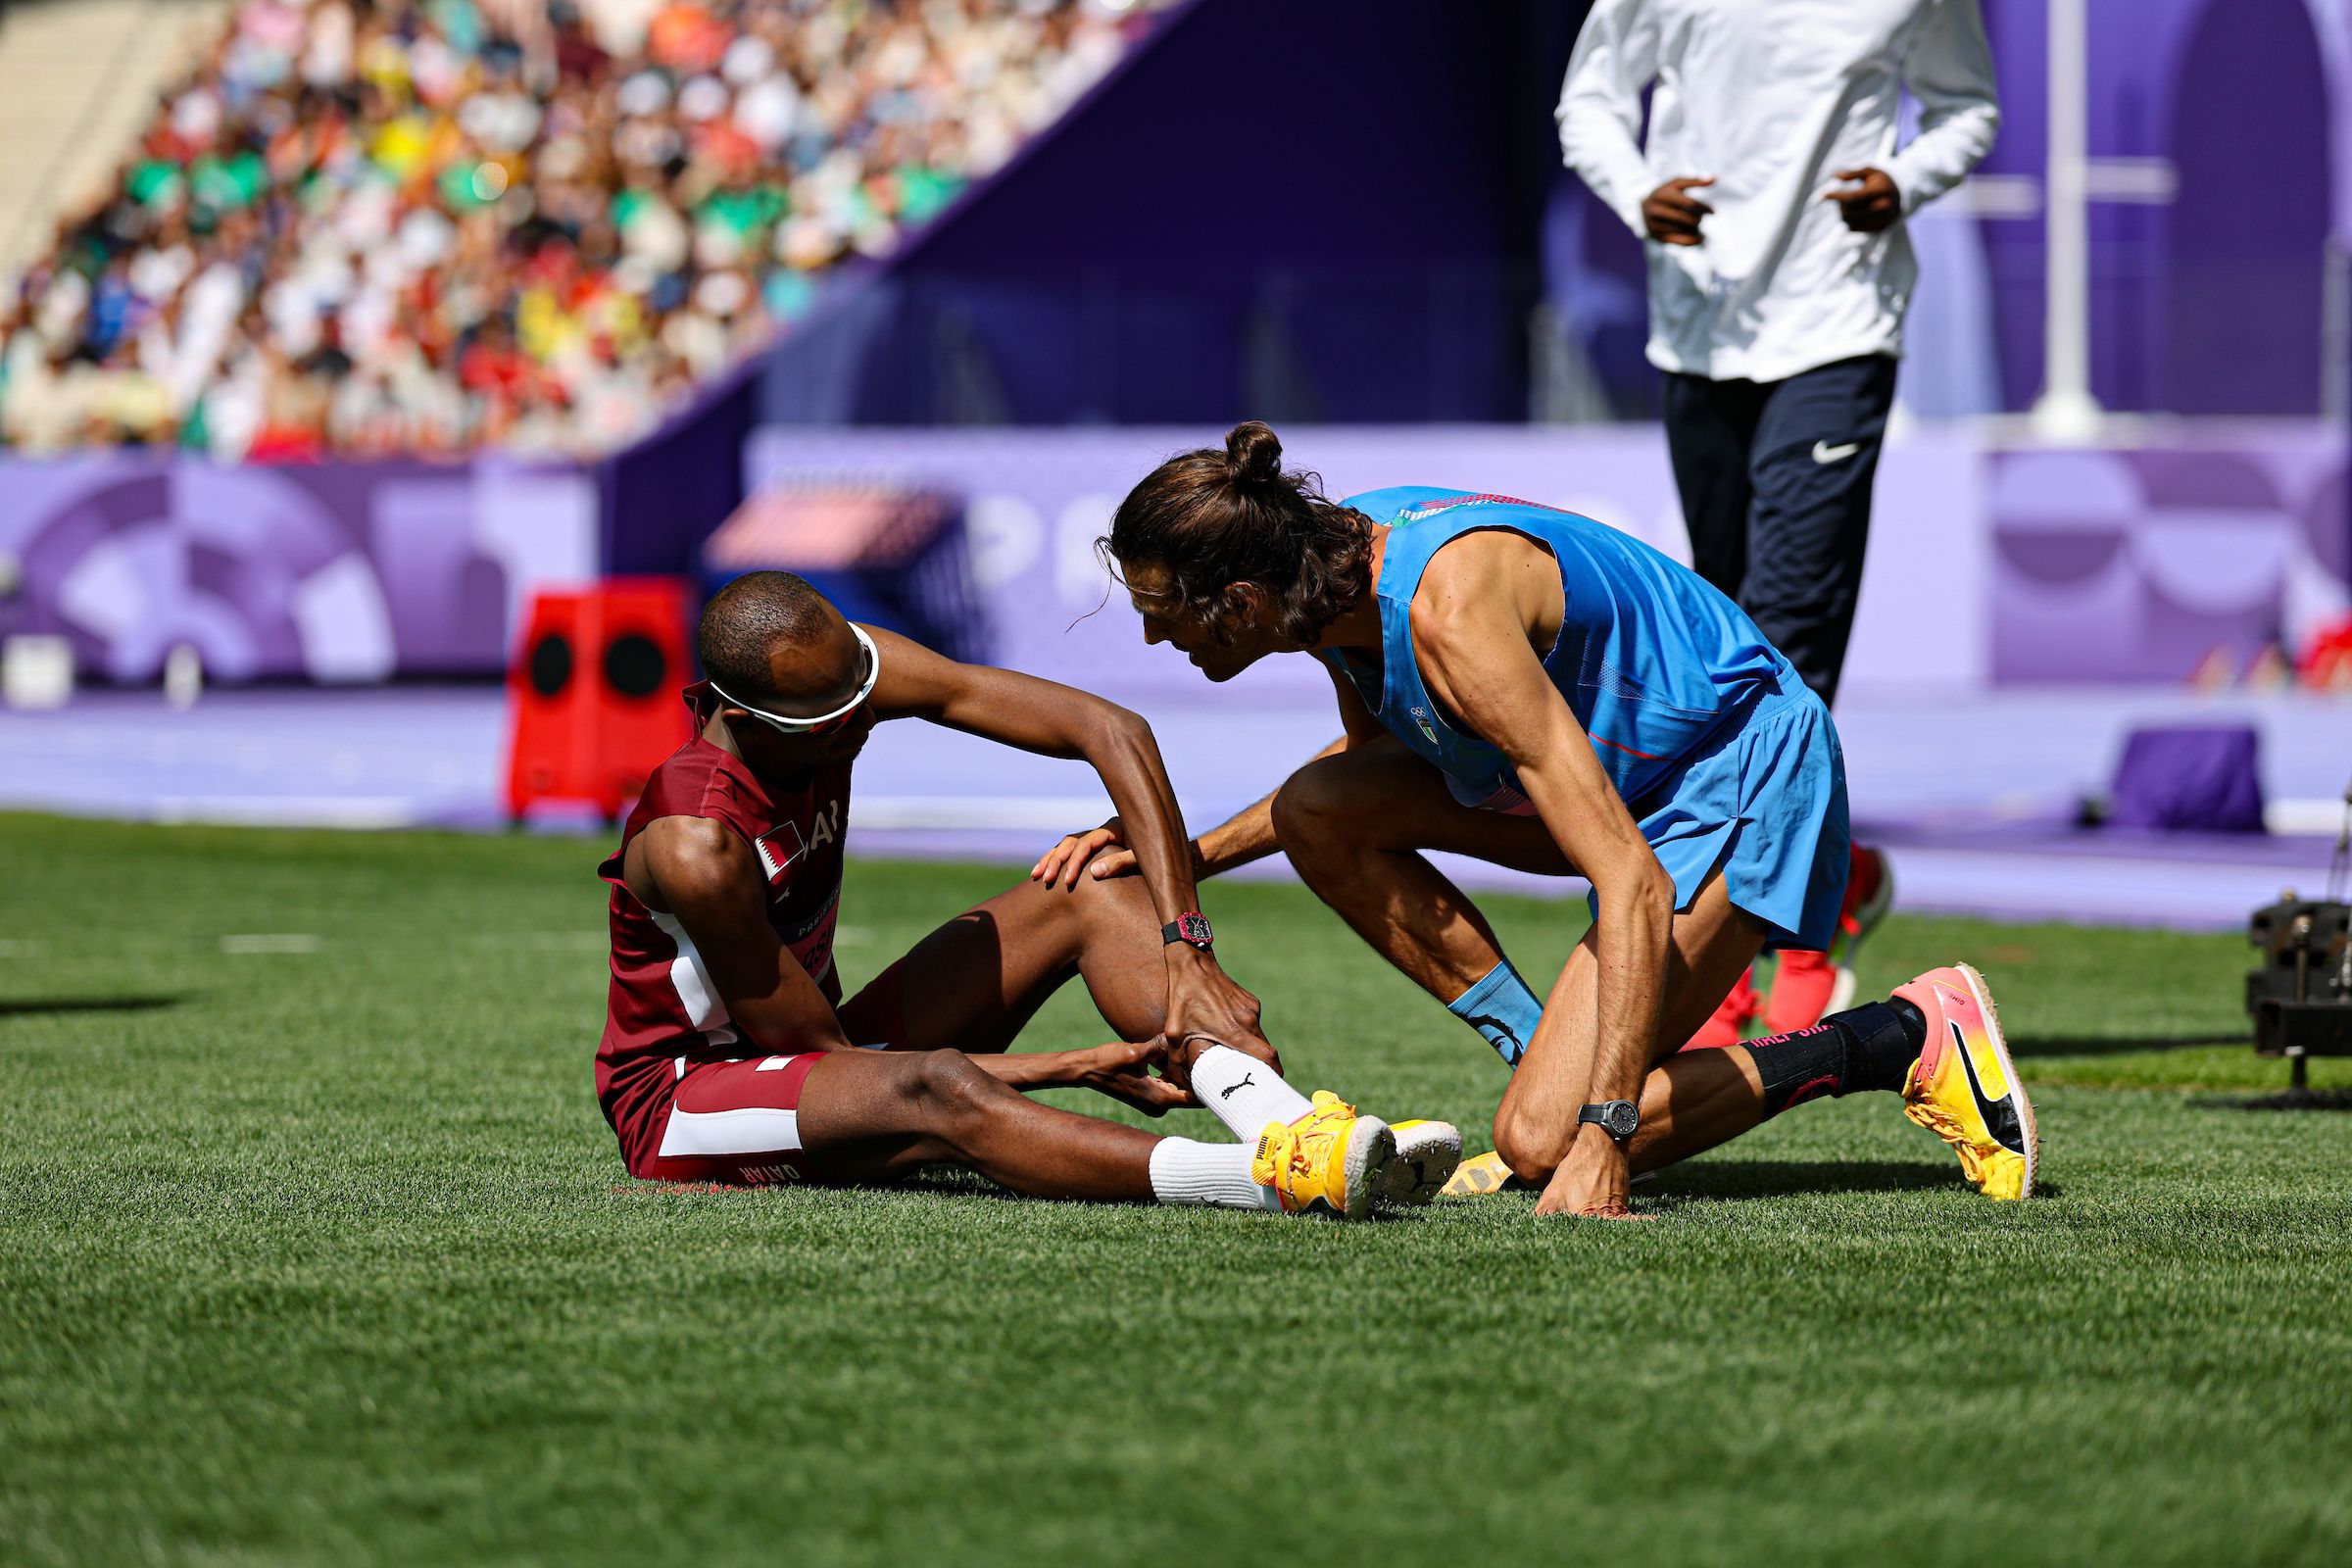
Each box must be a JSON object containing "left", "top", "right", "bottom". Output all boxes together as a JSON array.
[
  {"left": 1250, "top": 1091, "right": 1394, "bottom": 1220},
  {"left": 1895, "top": 962, "right": 2039, "bottom": 1200},
  {"left": 1380, "top": 1119, "right": 1463, "bottom": 1207}
]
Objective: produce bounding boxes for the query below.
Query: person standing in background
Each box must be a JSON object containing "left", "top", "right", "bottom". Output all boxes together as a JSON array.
[{"left": 1557, "top": 0, "right": 1998, "bottom": 1042}]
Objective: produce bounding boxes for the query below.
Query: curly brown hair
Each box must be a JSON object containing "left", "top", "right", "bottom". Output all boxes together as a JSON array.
[{"left": 1101, "top": 421, "right": 1375, "bottom": 647}]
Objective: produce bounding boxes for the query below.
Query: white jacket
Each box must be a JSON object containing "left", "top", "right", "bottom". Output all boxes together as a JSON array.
[{"left": 1558, "top": 0, "right": 1999, "bottom": 383}]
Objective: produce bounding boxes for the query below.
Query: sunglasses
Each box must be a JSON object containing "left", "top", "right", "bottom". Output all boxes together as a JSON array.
[{"left": 709, "top": 623, "right": 881, "bottom": 738}]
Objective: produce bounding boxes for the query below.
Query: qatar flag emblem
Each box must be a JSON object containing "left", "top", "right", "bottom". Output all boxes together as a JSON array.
[{"left": 755, "top": 822, "right": 808, "bottom": 885}]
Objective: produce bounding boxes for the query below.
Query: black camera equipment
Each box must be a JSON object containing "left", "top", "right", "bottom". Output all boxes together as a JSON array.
[{"left": 2245, "top": 780, "right": 2352, "bottom": 1094}]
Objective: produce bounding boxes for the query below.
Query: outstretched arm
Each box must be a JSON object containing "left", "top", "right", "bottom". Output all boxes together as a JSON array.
[
  {"left": 864, "top": 626, "right": 1275, "bottom": 1071},
  {"left": 630, "top": 815, "right": 1185, "bottom": 1113},
  {"left": 1039, "top": 659, "right": 1387, "bottom": 883}
]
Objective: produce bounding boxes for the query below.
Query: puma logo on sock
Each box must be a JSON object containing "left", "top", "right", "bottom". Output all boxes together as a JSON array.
[{"left": 1219, "top": 1073, "right": 1255, "bottom": 1101}]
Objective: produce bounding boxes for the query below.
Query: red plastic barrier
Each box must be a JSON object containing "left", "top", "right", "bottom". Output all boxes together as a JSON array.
[{"left": 504, "top": 578, "right": 695, "bottom": 820}]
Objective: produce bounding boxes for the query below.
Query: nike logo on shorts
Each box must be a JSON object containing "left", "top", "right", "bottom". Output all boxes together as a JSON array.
[{"left": 1812, "top": 440, "right": 1862, "bottom": 465}]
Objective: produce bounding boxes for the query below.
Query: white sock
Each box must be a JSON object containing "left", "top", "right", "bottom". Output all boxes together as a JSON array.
[
  {"left": 1188, "top": 1045, "right": 1315, "bottom": 1142},
  {"left": 1148, "top": 1138, "right": 1282, "bottom": 1210}
]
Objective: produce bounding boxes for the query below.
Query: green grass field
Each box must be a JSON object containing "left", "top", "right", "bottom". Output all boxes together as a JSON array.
[{"left": 4, "top": 811, "right": 2349, "bottom": 1567}]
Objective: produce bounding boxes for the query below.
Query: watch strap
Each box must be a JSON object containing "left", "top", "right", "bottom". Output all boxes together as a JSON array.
[
  {"left": 1578, "top": 1101, "right": 1640, "bottom": 1144},
  {"left": 1161, "top": 912, "right": 1213, "bottom": 951}
]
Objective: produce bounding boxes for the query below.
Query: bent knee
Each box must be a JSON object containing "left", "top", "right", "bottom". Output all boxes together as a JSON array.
[
  {"left": 1492, "top": 1107, "right": 1569, "bottom": 1186},
  {"left": 1063, "top": 855, "right": 1154, "bottom": 921},
  {"left": 1270, "top": 761, "right": 1367, "bottom": 858}
]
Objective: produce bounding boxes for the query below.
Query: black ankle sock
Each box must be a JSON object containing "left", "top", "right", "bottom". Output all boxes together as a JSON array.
[
  {"left": 1829, "top": 1001, "right": 1921, "bottom": 1095},
  {"left": 1742, "top": 1001, "right": 1920, "bottom": 1117}
]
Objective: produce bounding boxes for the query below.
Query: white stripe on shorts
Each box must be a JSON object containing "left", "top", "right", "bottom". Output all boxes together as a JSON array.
[{"left": 657, "top": 1103, "right": 804, "bottom": 1159}]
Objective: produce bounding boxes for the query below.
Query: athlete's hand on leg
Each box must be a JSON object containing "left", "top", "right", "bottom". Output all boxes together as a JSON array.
[
  {"left": 1163, "top": 947, "right": 1282, "bottom": 1080},
  {"left": 1033, "top": 818, "right": 1137, "bottom": 890},
  {"left": 1083, "top": 845, "right": 1139, "bottom": 880},
  {"left": 1534, "top": 1126, "right": 1651, "bottom": 1220},
  {"left": 1031, "top": 818, "right": 1199, "bottom": 888},
  {"left": 1074, "top": 1040, "right": 1194, "bottom": 1116}
]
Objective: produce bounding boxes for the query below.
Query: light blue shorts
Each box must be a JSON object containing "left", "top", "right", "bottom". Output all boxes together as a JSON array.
[{"left": 1451, "top": 675, "right": 1850, "bottom": 951}]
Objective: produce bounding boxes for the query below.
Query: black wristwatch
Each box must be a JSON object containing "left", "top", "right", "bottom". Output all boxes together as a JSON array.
[
  {"left": 1161, "top": 912, "right": 1214, "bottom": 953},
  {"left": 1578, "top": 1100, "right": 1640, "bottom": 1146}
]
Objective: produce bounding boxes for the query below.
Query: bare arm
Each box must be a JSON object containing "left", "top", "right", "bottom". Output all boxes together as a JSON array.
[
  {"left": 864, "top": 626, "right": 1274, "bottom": 1072},
  {"left": 1409, "top": 539, "right": 1675, "bottom": 1216},
  {"left": 628, "top": 816, "right": 1184, "bottom": 1111},
  {"left": 868, "top": 625, "right": 1204, "bottom": 929},
  {"left": 1037, "top": 658, "right": 1387, "bottom": 882},
  {"left": 627, "top": 815, "right": 852, "bottom": 1054}
]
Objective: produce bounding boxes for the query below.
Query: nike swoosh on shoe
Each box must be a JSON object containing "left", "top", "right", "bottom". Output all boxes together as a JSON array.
[{"left": 1951, "top": 1020, "right": 2027, "bottom": 1154}]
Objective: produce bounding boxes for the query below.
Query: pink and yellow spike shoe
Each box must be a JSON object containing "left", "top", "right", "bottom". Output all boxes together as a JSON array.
[{"left": 1895, "top": 963, "right": 2039, "bottom": 1200}]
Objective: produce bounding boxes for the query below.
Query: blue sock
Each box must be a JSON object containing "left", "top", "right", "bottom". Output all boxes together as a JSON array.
[{"left": 1446, "top": 960, "right": 1544, "bottom": 1069}]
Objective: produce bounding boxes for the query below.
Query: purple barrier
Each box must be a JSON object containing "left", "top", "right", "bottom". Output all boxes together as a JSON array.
[
  {"left": 6, "top": 422, "right": 2340, "bottom": 692},
  {"left": 1971, "top": 0, "right": 2352, "bottom": 417},
  {"left": 596, "top": 353, "right": 764, "bottom": 581},
  {"left": 741, "top": 424, "right": 1988, "bottom": 701},
  {"left": 745, "top": 0, "right": 1540, "bottom": 430},
  {"left": 0, "top": 453, "right": 597, "bottom": 682},
  {"left": 742, "top": 422, "right": 2351, "bottom": 698},
  {"left": 1990, "top": 432, "right": 2350, "bottom": 683}
]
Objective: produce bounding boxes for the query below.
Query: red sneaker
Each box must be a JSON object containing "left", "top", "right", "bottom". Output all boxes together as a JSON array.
[
  {"left": 1681, "top": 965, "right": 1762, "bottom": 1051},
  {"left": 1826, "top": 845, "right": 1895, "bottom": 1013},
  {"left": 1758, "top": 846, "right": 1893, "bottom": 1033},
  {"left": 1759, "top": 947, "right": 1838, "bottom": 1035}
]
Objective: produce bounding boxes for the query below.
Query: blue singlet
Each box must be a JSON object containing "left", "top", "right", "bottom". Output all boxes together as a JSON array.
[{"left": 1315, "top": 487, "right": 1850, "bottom": 949}]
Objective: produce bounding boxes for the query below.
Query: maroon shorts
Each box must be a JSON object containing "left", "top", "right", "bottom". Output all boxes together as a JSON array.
[
  {"left": 610, "top": 1053, "right": 827, "bottom": 1187},
  {"left": 605, "top": 960, "right": 914, "bottom": 1188}
]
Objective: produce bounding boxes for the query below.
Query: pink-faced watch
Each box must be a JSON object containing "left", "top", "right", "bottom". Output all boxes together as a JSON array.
[{"left": 1161, "top": 912, "right": 1214, "bottom": 952}]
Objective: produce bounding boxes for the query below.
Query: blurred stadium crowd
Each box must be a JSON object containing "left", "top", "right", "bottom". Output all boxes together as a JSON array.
[{"left": 0, "top": 0, "right": 1161, "bottom": 459}]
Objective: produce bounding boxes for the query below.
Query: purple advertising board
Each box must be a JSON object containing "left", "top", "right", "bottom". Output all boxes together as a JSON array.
[
  {"left": 0, "top": 454, "right": 598, "bottom": 682},
  {"left": 742, "top": 424, "right": 1992, "bottom": 702},
  {"left": 743, "top": 422, "right": 2350, "bottom": 697},
  {"left": 3, "top": 421, "right": 2342, "bottom": 692},
  {"left": 1989, "top": 431, "right": 2351, "bottom": 685}
]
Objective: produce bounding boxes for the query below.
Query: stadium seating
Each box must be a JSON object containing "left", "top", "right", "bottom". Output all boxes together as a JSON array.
[{"left": 0, "top": 0, "right": 1163, "bottom": 459}]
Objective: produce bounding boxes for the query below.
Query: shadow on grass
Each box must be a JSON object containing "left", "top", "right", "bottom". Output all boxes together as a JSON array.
[
  {"left": 0, "top": 995, "right": 181, "bottom": 1018},
  {"left": 2191, "top": 1088, "right": 2352, "bottom": 1113},
  {"left": 2011, "top": 1033, "right": 2245, "bottom": 1058},
  {"left": 1645, "top": 1159, "right": 2060, "bottom": 1201},
  {"left": 684, "top": 1157, "right": 2067, "bottom": 1212}
]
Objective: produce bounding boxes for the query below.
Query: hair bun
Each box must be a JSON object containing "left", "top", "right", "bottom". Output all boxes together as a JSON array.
[{"left": 1224, "top": 420, "right": 1284, "bottom": 486}]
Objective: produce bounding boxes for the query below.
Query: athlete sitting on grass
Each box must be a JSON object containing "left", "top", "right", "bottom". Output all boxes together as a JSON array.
[
  {"left": 1042, "top": 422, "right": 2036, "bottom": 1217},
  {"left": 596, "top": 569, "right": 1461, "bottom": 1219}
]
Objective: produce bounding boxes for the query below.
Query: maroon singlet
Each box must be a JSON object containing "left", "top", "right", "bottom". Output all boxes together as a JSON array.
[{"left": 595, "top": 682, "right": 854, "bottom": 1183}]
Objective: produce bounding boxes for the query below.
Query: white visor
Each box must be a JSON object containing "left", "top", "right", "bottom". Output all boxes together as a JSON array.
[{"left": 710, "top": 623, "right": 881, "bottom": 733}]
